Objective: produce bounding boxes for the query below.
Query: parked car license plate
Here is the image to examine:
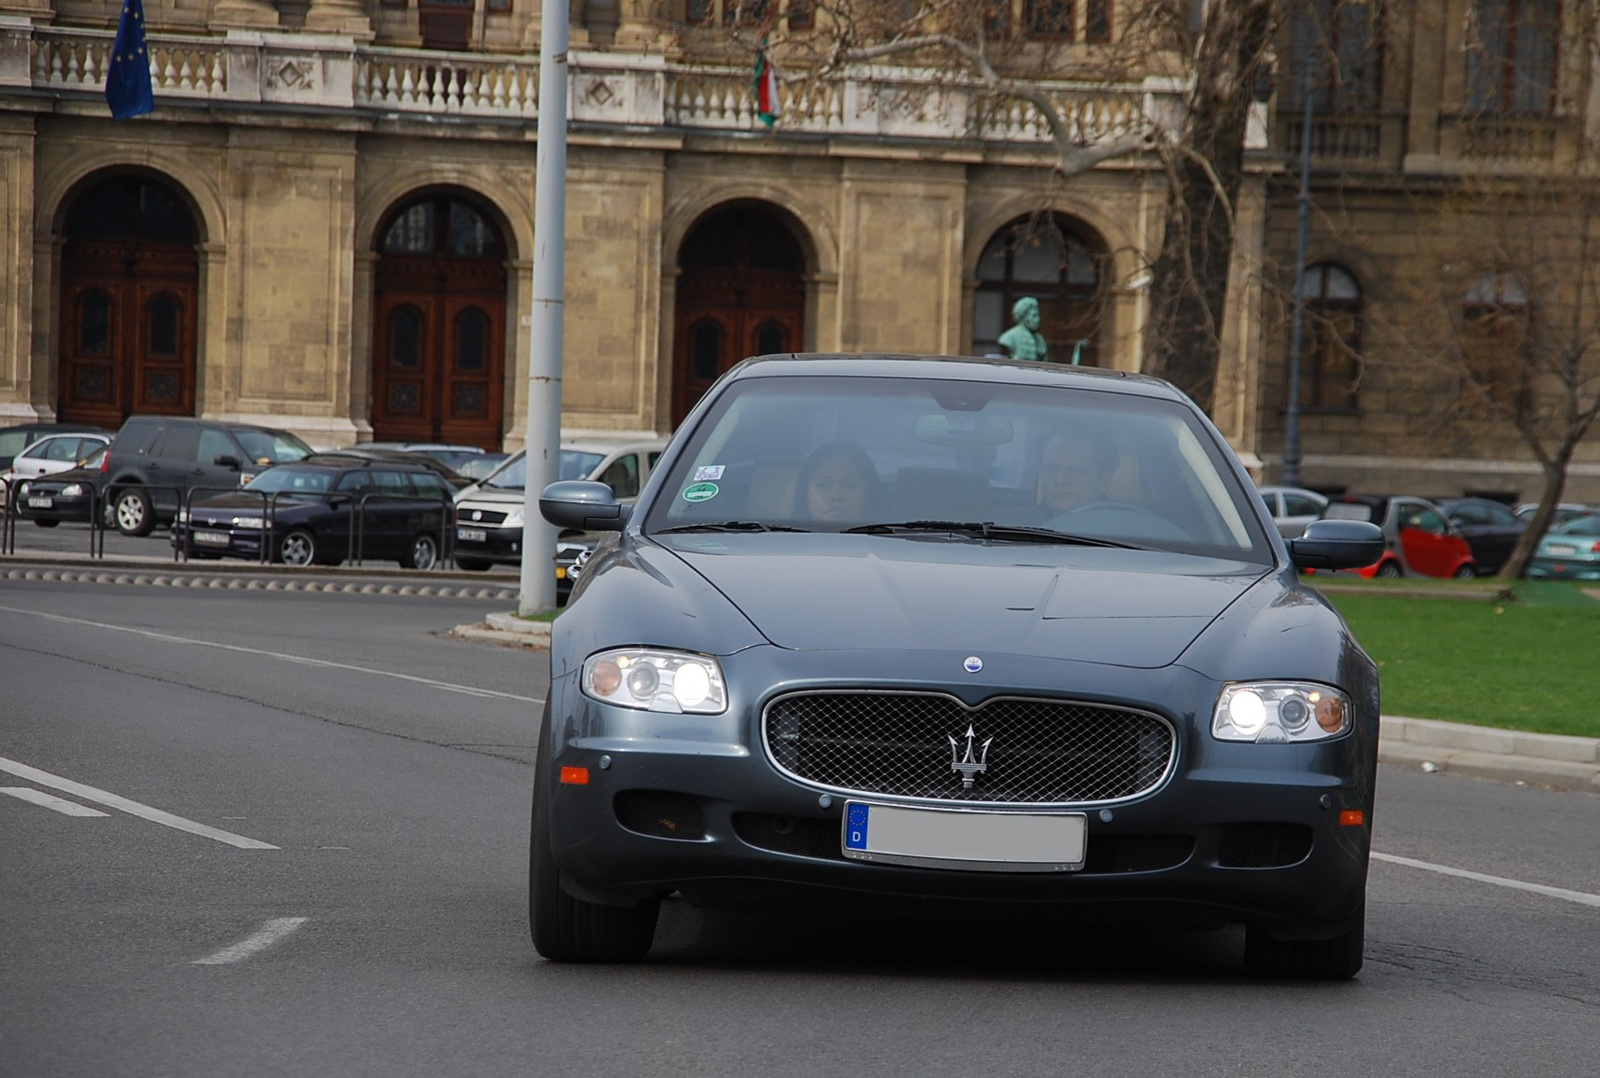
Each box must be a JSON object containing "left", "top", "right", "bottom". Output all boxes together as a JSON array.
[
  {"left": 28, "top": 496, "right": 52, "bottom": 508},
  {"left": 841, "top": 801, "right": 1086, "bottom": 871},
  {"left": 457, "top": 527, "right": 487, "bottom": 542},
  {"left": 1547, "top": 543, "right": 1578, "bottom": 555},
  {"left": 193, "top": 530, "right": 231, "bottom": 545}
]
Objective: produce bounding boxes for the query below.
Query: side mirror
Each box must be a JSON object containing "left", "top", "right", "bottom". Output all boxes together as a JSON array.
[
  {"left": 540, "top": 480, "right": 631, "bottom": 531},
  {"left": 328, "top": 494, "right": 352, "bottom": 509},
  {"left": 215, "top": 454, "right": 242, "bottom": 469},
  {"left": 1289, "top": 519, "right": 1386, "bottom": 571}
]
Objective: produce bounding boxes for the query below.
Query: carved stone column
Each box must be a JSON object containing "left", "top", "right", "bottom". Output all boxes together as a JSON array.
[
  {"left": 210, "top": 0, "right": 281, "bottom": 30},
  {"left": 302, "top": 0, "right": 374, "bottom": 40}
]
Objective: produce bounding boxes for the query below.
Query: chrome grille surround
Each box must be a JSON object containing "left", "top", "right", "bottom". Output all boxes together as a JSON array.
[{"left": 763, "top": 690, "right": 1177, "bottom": 807}]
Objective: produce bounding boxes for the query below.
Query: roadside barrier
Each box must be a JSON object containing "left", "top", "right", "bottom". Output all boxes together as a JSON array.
[{"left": 349, "top": 491, "right": 454, "bottom": 569}]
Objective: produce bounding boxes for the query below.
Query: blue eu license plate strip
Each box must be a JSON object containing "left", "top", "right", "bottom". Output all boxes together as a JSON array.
[{"left": 841, "top": 800, "right": 1086, "bottom": 872}]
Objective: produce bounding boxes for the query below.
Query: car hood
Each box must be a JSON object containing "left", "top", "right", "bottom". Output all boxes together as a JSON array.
[
  {"left": 193, "top": 492, "right": 311, "bottom": 513},
  {"left": 657, "top": 534, "right": 1266, "bottom": 668}
]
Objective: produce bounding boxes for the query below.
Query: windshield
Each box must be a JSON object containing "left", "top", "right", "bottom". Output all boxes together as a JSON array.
[
  {"left": 482, "top": 449, "right": 605, "bottom": 491},
  {"left": 0, "top": 430, "right": 34, "bottom": 457},
  {"left": 245, "top": 467, "right": 334, "bottom": 494},
  {"left": 646, "top": 374, "right": 1268, "bottom": 560},
  {"left": 236, "top": 430, "right": 313, "bottom": 464}
]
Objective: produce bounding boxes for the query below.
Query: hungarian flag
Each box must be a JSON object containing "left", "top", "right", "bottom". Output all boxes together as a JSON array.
[{"left": 752, "top": 39, "right": 780, "bottom": 128}]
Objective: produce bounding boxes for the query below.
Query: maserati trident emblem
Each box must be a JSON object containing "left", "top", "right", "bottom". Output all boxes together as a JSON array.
[
  {"left": 948, "top": 724, "right": 993, "bottom": 789},
  {"left": 963, "top": 656, "right": 983, "bottom": 673}
]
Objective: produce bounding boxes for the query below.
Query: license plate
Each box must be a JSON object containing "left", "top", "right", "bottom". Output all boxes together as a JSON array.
[
  {"left": 841, "top": 801, "right": 1086, "bottom": 872},
  {"left": 1547, "top": 543, "right": 1577, "bottom": 555},
  {"left": 457, "top": 527, "right": 487, "bottom": 542},
  {"left": 193, "top": 530, "right": 230, "bottom": 545},
  {"left": 28, "top": 496, "right": 52, "bottom": 508}
]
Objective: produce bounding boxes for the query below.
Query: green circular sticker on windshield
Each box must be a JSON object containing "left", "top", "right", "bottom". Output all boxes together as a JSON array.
[{"left": 682, "top": 482, "right": 720, "bottom": 503}]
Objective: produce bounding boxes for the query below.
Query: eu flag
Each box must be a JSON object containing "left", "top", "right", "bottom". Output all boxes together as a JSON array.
[{"left": 105, "top": 0, "right": 154, "bottom": 119}]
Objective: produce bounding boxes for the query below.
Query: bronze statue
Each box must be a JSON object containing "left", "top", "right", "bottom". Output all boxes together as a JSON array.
[{"left": 997, "top": 296, "right": 1048, "bottom": 362}]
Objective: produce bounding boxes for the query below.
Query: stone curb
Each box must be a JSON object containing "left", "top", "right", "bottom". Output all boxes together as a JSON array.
[
  {"left": 1379, "top": 715, "right": 1600, "bottom": 794},
  {"left": 450, "top": 612, "right": 552, "bottom": 650},
  {"left": 0, "top": 564, "right": 519, "bottom": 600}
]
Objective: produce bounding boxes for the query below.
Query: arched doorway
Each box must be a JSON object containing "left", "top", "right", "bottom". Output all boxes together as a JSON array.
[
  {"left": 974, "top": 214, "right": 1107, "bottom": 366},
  {"left": 57, "top": 173, "right": 200, "bottom": 428},
  {"left": 672, "top": 204, "right": 806, "bottom": 426},
  {"left": 371, "top": 191, "right": 507, "bottom": 448}
]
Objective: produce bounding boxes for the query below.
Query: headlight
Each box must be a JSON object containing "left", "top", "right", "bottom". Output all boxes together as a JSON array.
[
  {"left": 175, "top": 508, "right": 189, "bottom": 523},
  {"left": 504, "top": 508, "right": 525, "bottom": 528},
  {"left": 582, "top": 648, "right": 727, "bottom": 714},
  {"left": 16, "top": 481, "right": 28, "bottom": 497},
  {"left": 60, "top": 484, "right": 83, "bottom": 498},
  {"left": 1212, "top": 682, "right": 1349, "bottom": 743}
]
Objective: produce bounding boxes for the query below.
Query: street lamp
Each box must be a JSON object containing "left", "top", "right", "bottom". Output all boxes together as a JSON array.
[{"left": 1282, "top": 64, "right": 1316, "bottom": 489}]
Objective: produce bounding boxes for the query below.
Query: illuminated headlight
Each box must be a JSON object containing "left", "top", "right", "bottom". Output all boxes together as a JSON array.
[
  {"left": 60, "top": 484, "right": 83, "bottom": 498},
  {"left": 16, "top": 481, "right": 29, "bottom": 497},
  {"left": 1213, "top": 682, "right": 1350, "bottom": 743},
  {"left": 175, "top": 508, "right": 189, "bottom": 523},
  {"left": 582, "top": 648, "right": 727, "bottom": 714},
  {"left": 503, "top": 508, "right": 525, "bottom": 528},
  {"left": 232, "top": 516, "right": 265, "bottom": 529}
]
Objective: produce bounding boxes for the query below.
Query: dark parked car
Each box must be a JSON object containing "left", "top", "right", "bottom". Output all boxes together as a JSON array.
[
  {"left": 11, "top": 446, "right": 111, "bottom": 527},
  {"left": 171, "top": 455, "right": 453, "bottom": 569},
  {"left": 531, "top": 353, "right": 1385, "bottom": 978},
  {"left": 322, "top": 445, "right": 472, "bottom": 490},
  {"left": 1434, "top": 497, "right": 1526, "bottom": 575},
  {"left": 0, "top": 421, "right": 109, "bottom": 471},
  {"left": 100, "top": 416, "right": 315, "bottom": 537}
]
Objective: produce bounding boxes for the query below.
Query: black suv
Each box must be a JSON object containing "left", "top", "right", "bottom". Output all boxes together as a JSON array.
[
  {"left": 172, "top": 454, "right": 453, "bottom": 569},
  {"left": 101, "top": 416, "right": 314, "bottom": 536}
]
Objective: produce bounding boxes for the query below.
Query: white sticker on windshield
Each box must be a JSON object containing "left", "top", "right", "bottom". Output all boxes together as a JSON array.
[{"left": 694, "top": 465, "right": 725, "bottom": 481}]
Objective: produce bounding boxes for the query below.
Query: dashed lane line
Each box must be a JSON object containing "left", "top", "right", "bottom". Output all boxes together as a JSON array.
[
  {"left": 0, "top": 757, "right": 277, "bottom": 849},
  {"left": 192, "top": 918, "right": 309, "bottom": 965},
  {"left": 0, "top": 604, "right": 544, "bottom": 706},
  {"left": 1, "top": 786, "right": 111, "bottom": 817}
]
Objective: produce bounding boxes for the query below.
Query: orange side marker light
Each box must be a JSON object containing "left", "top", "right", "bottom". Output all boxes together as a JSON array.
[
  {"left": 560, "top": 766, "right": 590, "bottom": 786},
  {"left": 1339, "top": 809, "right": 1365, "bottom": 827}
]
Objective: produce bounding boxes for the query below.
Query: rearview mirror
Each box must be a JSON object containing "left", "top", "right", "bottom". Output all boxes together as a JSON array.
[
  {"left": 215, "top": 454, "right": 242, "bottom": 469},
  {"left": 540, "top": 480, "right": 631, "bottom": 531},
  {"left": 1289, "top": 519, "right": 1386, "bottom": 571}
]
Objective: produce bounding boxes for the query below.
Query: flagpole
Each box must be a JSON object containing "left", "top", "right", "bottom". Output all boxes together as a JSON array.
[{"left": 518, "top": 0, "right": 568, "bottom": 615}]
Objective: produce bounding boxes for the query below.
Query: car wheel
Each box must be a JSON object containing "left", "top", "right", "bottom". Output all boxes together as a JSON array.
[
  {"left": 278, "top": 529, "right": 318, "bottom": 568},
  {"left": 1375, "top": 560, "right": 1402, "bottom": 578},
  {"left": 32, "top": 519, "right": 59, "bottom": 528},
  {"left": 1244, "top": 901, "right": 1365, "bottom": 980},
  {"left": 114, "top": 487, "right": 155, "bottom": 537},
  {"left": 454, "top": 555, "right": 493, "bottom": 572},
  {"left": 1453, "top": 564, "right": 1477, "bottom": 580},
  {"left": 529, "top": 712, "right": 659, "bottom": 963},
  {"left": 401, "top": 533, "right": 439, "bottom": 571}
]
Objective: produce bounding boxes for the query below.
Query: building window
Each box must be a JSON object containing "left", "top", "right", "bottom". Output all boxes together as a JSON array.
[
  {"left": 1459, "top": 272, "right": 1532, "bottom": 416},
  {"left": 974, "top": 214, "right": 1106, "bottom": 364},
  {"left": 1466, "top": 0, "right": 1560, "bottom": 116},
  {"left": 685, "top": 1, "right": 810, "bottom": 27},
  {"left": 1286, "top": 0, "right": 1384, "bottom": 112},
  {"left": 1292, "top": 263, "right": 1363, "bottom": 410}
]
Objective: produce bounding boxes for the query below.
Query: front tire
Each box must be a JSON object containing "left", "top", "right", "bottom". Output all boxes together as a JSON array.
[
  {"left": 1244, "top": 902, "right": 1365, "bottom": 980},
  {"left": 278, "top": 528, "right": 318, "bottom": 568},
  {"left": 529, "top": 713, "right": 659, "bottom": 963},
  {"left": 1375, "top": 559, "right": 1403, "bottom": 578},
  {"left": 1453, "top": 563, "right": 1477, "bottom": 580},
  {"left": 400, "top": 533, "right": 439, "bottom": 571},
  {"left": 33, "top": 519, "right": 59, "bottom": 528},
  {"left": 455, "top": 554, "right": 493, "bottom": 572},
  {"left": 114, "top": 487, "right": 155, "bottom": 537}
]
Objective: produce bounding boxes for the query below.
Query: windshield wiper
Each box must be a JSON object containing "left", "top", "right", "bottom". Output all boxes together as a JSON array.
[
  {"left": 842, "top": 520, "right": 1136, "bottom": 548},
  {"left": 655, "top": 521, "right": 811, "bottom": 534}
]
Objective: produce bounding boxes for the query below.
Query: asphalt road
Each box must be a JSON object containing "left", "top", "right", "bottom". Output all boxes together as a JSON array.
[{"left": 2, "top": 577, "right": 1597, "bottom": 1078}]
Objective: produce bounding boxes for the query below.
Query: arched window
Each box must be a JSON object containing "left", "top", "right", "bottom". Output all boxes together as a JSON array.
[
  {"left": 974, "top": 214, "right": 1106, "bottom": 365},
  {"left": 1460, "top": 271, "right": 1531, "bottom": 416},
  {"left": 1293, "top": 263, "right": 1363, "bottom": 410}
]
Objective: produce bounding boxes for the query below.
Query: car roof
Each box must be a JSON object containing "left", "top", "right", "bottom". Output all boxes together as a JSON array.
[
  {"left": 296, "top": 452, "right": 438, "bottom": 472},
  {"left": 118, "top": 415, "right": 299, "bottom": 436},
  {"left": 725, "top": 352, "right": 1182, "bottom": 401}
]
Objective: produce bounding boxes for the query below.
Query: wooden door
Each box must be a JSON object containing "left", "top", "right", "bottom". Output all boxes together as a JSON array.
[
  {"left": 58, "top": 176, "right": 199, "bottom": 428},
  {"left": 673, "top": 206, "right": 806, "bottom": 426}
]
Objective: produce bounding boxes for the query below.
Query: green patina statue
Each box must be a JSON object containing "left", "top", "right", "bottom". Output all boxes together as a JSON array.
[{"left": 997, "top": 296, "right": 1048, "bottom": 362}]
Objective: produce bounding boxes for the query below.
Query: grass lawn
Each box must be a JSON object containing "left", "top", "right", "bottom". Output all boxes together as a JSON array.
[{"left": 1314, "top": 578, "right": 1600, "bottom": 739}]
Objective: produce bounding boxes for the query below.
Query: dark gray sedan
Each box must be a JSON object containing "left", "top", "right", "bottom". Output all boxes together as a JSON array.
[{"left": 534, "top": 354, "right": 1384, "bottom": 978}]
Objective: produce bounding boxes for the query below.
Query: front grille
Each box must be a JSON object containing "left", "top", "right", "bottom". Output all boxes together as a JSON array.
[
  {"left": 764, "top": 692, "right": 1174, "bottom": 805},
  {"left": 614, "top": 790, "right": 706, "bottom": 840},
  {"left": 1217, "top": 823, "right": 1313, "bottom": 868},
  {"left": 456, "top": 508, "right": 508, "bottom": 526}
]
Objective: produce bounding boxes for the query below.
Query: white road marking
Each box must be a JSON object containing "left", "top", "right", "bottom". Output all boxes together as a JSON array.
[
  {"left": 1374, "top": 851, "right": 1600, "bottom": 909},
  {"left": 1, "top": 786, "right": 110, "bottom": 817},
  {"left": 192, "top": 917, "right": 308, "bottom": 965},
  {"left": 0, "top": 603, "right": 544, "bottom": 705},
  {"left": 0, "top": 757, "right": 277, "bottom": 850}
]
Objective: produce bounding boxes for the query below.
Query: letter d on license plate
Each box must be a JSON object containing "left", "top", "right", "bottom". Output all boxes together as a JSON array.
[{"left": 842, "top": 801, "right": 1086, "bottom": 872}]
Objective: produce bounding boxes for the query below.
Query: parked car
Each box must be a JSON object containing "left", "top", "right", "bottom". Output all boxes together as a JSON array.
[
  {"left": 1513, "top": 502, "right": 1595, "bottom": 528},
  {"left": 452, "top": 433, "right": 669, "bottom": 592},
  {"left": 322, "top": 445, "right": 472, "bottom": 490},
  {"left": 1318, "top": 495, "right": 1477, "bottom": 578},
  {"left": 1256, "top": 485, "right": 1330, "bottom": 539},
  {"left": 171, "top": 455, "right": 453, "bottom": 568},
  {"left": 0, "top": 421, "right": 109, "bottom": 471},
  {"left": 99, "top": 416, "right": 315, "bottom": 537},
  {"left": 454, "top": 453, "right": 510, "bottom": 481},
  {"left": 1434, "top": 497, "right": 1526, "bottom": 575},
  {"left": 1525, "top": 513, "right": 1600, "bottom": 581},
  {"left": 1, "top": 431, "right": 112, "bottom": 509},
  {"left": 530, "top": 353, "right": 1386, "bottom": 978},
  {"left": 11, "top": 446, "right": 111, "bottom": 527}
]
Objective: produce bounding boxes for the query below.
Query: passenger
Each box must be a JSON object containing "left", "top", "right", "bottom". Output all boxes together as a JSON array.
[
  {"left": 1036, "top": 425, "right": 1119, "bottom": 522},
  {"left": 793, "top": 442, "right": 883, "bottom": 523}
]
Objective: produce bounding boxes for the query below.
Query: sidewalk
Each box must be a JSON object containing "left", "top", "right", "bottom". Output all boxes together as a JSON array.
[{"left": 451, "top": 613, "right": 1600, "bottom": 796}]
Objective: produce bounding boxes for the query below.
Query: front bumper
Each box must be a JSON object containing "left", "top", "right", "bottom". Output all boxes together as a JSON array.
[{"left": 542, "top": 649, "right": 1376, "bottom": 934}]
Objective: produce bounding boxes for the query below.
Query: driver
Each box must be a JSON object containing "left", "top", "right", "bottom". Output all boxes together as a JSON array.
[{"left": 1036, "top": 425, "right": 1119, "bottom": 521}]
